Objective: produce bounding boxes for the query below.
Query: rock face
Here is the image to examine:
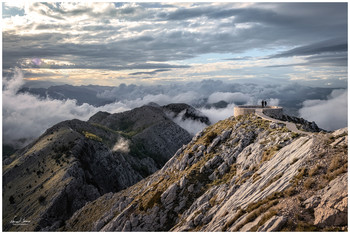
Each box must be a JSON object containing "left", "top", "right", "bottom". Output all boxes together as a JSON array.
[
  {"left": 3, "top": 104, "right": 201, "bottom": 231},
  {"left": 278, "top": 114, "right": 322, "bottom": 132},
  {"left": 313, "top": 173, "right": 348, "bottom": 227},
  {"left": 62, "top": 114, "right": 347, "bottom": 232}
]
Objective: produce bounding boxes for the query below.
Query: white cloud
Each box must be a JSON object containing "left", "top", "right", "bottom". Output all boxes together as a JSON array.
[
  {"left": 4, "top": 2, "right": 25, "bottom": 10},
  {"left": 3, "top": 69, "right": 129, "bottom": 147},
  {"left": 3, "top": 68, "right": 347, "bottom": 148},
  {"left": 200, "top": 104, "right": 236, "bottom": 124},
  {"left": 166, "top": 110, "right": 208, "bottom": 136},
  {"left": 299, "top": 89, "right": 347, "bottom": 131},
  {"left": 112, "top": 137, "right": 130, "bottom": 153}
]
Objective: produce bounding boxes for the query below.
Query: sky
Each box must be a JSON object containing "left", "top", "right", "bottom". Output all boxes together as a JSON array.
[
  {"left": 1, "top": 2, "right": 348, "bottom": 147},
  {"left": 2, "top": 2, "right": 348, "bottom": 88}
]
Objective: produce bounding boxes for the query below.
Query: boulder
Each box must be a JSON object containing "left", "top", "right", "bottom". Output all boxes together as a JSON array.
[
  {"left": 161, "top": 183, "right": 178, "bottom": 208},
  {"left": 205, "top": 155, "right": 223, "bottom": 169},
  {"left": 221, "top": 129, "right": 232, "bottom": 141},
  {"left": 207, "top": 137, "right": 221, "bottom": 153}
]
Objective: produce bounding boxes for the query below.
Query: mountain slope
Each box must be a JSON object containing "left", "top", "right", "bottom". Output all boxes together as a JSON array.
[
  {"left": 3, "top": 103, "right": 207, "bottom": 231},
  {"left": 63, "top": 114, "right": 347, "bottom": 231}
]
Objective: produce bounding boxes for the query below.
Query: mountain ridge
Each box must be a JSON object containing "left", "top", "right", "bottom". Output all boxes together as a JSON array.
[
  {"left": 3, "top": 105, "right": 347, "bottom": 231},
  {"left": 3, "top": 103, "right": 207, "bottom": 231},
  {"left": 63, "top": 114, "right": 347, "bottom": 231}
]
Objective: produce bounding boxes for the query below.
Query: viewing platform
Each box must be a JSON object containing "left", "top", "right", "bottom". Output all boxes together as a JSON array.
[
  {"left": 234, "top": 105, "right": 311, "bottom": 135},
  {"left": 234, "top": 105, "right": 284, "bottom": 118}
]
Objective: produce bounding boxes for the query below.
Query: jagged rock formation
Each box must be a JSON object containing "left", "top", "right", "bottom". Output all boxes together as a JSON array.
[
  {"left": 3, "top": 103, "right": 208, "bottom": 231},
  {"left": 275, "top": 114, "right": 321, "bottom": 132},
  {"left": 63, "top": 114, "right": 347, "bottom": 232}
]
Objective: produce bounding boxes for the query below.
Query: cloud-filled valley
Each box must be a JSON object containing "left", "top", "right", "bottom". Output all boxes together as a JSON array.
[
  {"left": 2, "top": 2, "right": 348, "bottom": 149},
  {"left": 3, "top": 69, "right": 347, "bottom": 148}
]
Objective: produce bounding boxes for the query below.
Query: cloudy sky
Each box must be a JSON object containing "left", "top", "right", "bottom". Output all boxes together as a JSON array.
[{"left": 2, "top": 2, "right": 348, "bottom": 88}]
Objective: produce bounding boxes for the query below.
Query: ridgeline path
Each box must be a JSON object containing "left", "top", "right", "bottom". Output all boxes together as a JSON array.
[{"left": 255, "top": 108, "right": 312, "bottom": 135}]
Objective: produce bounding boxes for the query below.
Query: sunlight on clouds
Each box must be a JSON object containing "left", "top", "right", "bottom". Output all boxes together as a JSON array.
[{"left": 2, "top": 2, "right": 347, "bottom": 87}]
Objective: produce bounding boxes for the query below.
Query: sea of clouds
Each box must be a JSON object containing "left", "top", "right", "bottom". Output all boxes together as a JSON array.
[{"left": 3, "top": 69, "right": 347, "bottom": 148}]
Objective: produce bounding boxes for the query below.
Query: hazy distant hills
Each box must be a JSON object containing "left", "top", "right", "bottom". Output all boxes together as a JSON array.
[
  {"left": 19, "top": 83, "right": 336, "bottom": 114},
  {"left": 3, "top": 103, "right": 209, "bottom": 231},
  {"left": 19, "top": 85, "right": 115, "bottom": 106},
  {"left": 3, "top": 103, "right": 347, "bottom": 231}
]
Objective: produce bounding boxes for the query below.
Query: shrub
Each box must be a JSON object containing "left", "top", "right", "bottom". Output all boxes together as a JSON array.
[
  {"left": 261, "top": 146, "right": 279, "bottom": 162},
  {"left": 295, "top": 221, "right": 318, "bottom": 231},
  {"left": 325, "top": 162, "right": 347, "bottom": 181},
  {"left": 209, "top": 195, "right": 217, "bottom": 207},
  {"left": 308, "top": 165, "right": 321, "bottom": 177},
  {"left": 204, "top": 132, "right": 217, "bottom": 145},
  {"left": 83, "top": 131, "right": 102, "bottom": 142},
  {"left": 304, "top": 178, "right": 315, "bottom": 189},
  {"left": 295, "top": 167, "right": 308, "bottom": 180},
  {"left": 222, "top": 208, "right": 246, "bottom": 231},
  {"left": 284, "top": 186, "right": 297, "bottom": 197},
  {"left": 328, "top": 155, "right": 342, "bottom": 173},
  {"left": 140, "top": 191, "right": 162, "bottom": 211},
  {"left": 250, "top": 209, "right": 277, "bottom": 231}
]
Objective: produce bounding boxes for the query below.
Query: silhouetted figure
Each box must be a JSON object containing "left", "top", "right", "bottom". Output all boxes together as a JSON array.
[
  {"left": 264, "top": 100, "right": 267, "bottom": 107},
  {"left": 261, "top": 100, "right": 264, "bottom": 108}
]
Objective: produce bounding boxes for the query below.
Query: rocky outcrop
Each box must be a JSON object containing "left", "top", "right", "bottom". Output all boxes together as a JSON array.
[
  {"left": 313, "top": 173, "right": 347, "bottom": 227},
  {"left": 3, "top": 104, "right": 198, "bottom": 231},
  {"left": 278, "top": 114, "right": 322, "bottom": 132},
  {"left": 63, "top": 115, "right": 348, "bottom": 232}
]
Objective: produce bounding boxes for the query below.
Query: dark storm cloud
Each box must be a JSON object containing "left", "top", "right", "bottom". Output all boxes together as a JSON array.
[
  {"left": 266, "top": 38, "right": 348, "bottom": 67},
  {"left": 270, "top": 38, "right": 347, "bottom": 59}
]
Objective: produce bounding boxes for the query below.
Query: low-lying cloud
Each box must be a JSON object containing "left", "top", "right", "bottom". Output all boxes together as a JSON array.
[
  {"left": 200, "top": 104, "right": 237, "bottom": 124},
  {"left": 167, "top": 110, "right": 208, "bottom": 136},
  {"left": 3, "top": 68, "right": 346, "bottom": 148},
  {"left": 299, "top": 89, "right": 347, "bottom": 131},
  {"left": 112, "top": 137, "right": 130, "bottom": 153},
  {"left": 3, "top": 68, "right": 130, "bottom": 147}
]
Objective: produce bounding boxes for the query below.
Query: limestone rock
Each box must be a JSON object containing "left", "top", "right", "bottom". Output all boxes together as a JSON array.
[
  {"left": 257, "top": 216, "right": 286, "bottom": 232},
  {"left": 207, "top": 136, "right": 221, "bottom": 153},
  {"left": 198, "top": 145, "right": 206, "bottom": 152},
  {"left": 314, "top": 173, "right": 348, "bottom": 227},
  {"left": 161, "top": 183, "right": 178, "bottom": 208}
]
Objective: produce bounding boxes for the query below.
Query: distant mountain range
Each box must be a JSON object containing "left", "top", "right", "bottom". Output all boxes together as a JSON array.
[
  {"left": 3, "top": 103, "right": 347, "bottom": 231},
  {"left": 19, "top": 83, "right": 337, "bottom": 114}
]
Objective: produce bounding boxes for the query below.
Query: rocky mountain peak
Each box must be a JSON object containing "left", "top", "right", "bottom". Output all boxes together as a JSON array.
[
  {"left": 64, "top": 114, "right": 347, "bottom": 232},
  {"left": 3, "top": 103, "right": 209, "bottom": 231}
]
